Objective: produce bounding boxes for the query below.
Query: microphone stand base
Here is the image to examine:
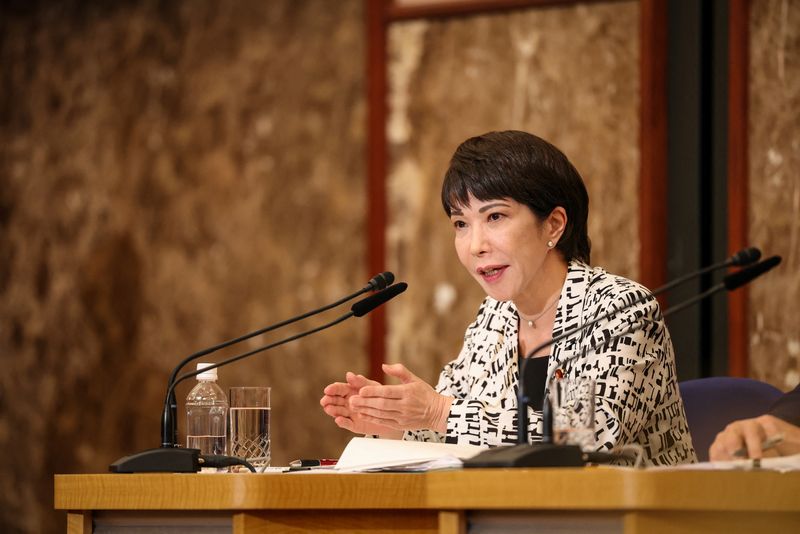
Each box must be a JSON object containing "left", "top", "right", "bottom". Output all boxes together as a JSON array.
[
  {"left": 463, "top": 443, "right": 585, "bottom": 468},
  {"left": 109, "top": 447, "right": 201, "bottom": 473}
]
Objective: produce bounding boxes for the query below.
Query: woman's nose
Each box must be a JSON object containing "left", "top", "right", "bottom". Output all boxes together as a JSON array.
[{"left": 470, "top": 226, "right": 488, "bottom": 256}]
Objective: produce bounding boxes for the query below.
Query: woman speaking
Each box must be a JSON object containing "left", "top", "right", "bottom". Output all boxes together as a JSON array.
[{"left": 320, "top": 130, "right": 696, "bottom": 466}]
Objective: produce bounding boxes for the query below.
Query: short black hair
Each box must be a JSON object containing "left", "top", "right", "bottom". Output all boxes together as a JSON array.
[{"left": 441, "top": 130, "right": 591, "bottom": 263}]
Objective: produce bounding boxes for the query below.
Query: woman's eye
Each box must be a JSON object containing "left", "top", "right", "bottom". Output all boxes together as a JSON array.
[
  {"left": 488, "top": 212, "right": 504, "bottom": 222},
  {"left": 453, "top": 220, "right": 467, "bottom": 229}
]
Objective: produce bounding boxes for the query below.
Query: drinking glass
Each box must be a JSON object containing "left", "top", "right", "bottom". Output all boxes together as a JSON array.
[
  {"left": 229, "top": 387, "right": 271, "bottom": 469},
  {"left": 549, "top": 378, "right": 596, "bottom": 451}
]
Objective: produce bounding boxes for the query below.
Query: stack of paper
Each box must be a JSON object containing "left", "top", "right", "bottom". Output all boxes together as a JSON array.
[
  {"left": 334, "top": 437, "right": 487, "bottom": 472},
  {"left": 649, "top": 453, "right": 800, "bottom": 473}
]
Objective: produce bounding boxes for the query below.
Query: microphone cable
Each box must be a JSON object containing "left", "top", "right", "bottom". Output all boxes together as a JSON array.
[{"left": 198, "top": 454, "right": 256, "bottom": 473}]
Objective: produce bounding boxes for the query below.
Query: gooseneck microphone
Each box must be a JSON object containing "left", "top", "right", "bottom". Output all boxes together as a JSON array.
[
  {"left": 166, "top": 282, "right": 408, "bottom": 400},
  {"left": 464, "top": 254, "right": 780, "bottom": 468},
  {"left": 508, "top": 246, "right": 765, "bottom": 441},
  {"left": 111, "top": 282, "right": 407, "bottom": 473},
  {"left": 162, "top": 272, "right": 394, "bottom": 448},
  {"left": 526, "top": 255, "right": 784, "bottom": 451},
  {"left": 663, "top": 255, "right": 780, "bottom": 317},
  {"left": 572, "top": 256, "right": 783, "bottom": 365},
  {"left": 168, "top": 271, "right": 394, "bottom": 383},
  {"left": 648, "top": 246, "right": 760, "bottom": 297},
  {"left": 522, "top": 255, "right": 782, "bottom": 445},
  {"left": 351, "top": 282, "right": 407, "bottom": 317},
  {"left": 527, "top": 255, "right": 781, "bottom": 388}
]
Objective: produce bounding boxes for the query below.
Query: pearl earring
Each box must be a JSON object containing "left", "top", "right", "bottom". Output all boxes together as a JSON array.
[{"left": 547, "top": 240, "right": 555, "bottom": 248}]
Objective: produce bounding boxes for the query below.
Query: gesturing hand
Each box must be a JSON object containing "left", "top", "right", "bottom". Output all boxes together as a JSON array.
[
  {"left": 320, "top": 372, "right": 402, "bottom": 438},
  {"left": 348, "top": 363, "right": 453, "bottom": 433}
]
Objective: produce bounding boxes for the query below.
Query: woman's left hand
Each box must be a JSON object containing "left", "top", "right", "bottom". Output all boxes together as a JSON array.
[{"left": 348, "top": 363, "right": 453, "bottom": 433}]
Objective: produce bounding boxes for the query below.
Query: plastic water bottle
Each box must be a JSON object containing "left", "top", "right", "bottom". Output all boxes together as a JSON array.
[{"left": 186, "top": 363, "right": 228, "bottom": 468}]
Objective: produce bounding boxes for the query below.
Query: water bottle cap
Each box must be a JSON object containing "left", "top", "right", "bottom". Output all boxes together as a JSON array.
[{"left": 196, "top": 363, "right": 218, "bottom": 381}]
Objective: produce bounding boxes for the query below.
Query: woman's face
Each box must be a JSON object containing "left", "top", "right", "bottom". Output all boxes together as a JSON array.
[{"left": 450, "top": 195, "right": 560, "bottom": 303}]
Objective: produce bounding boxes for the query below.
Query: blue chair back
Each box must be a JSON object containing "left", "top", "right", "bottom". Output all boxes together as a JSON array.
[{"left": 679, "top": 377, "right": 783, "bottom": 462}]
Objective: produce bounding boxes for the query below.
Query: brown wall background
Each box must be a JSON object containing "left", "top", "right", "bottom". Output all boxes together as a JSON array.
[
  {"left": 1, "top": 0, "right": 798, "bottom": 531},
  {"left": 748, "top": 0, "right": 800, "bottom": 389},
  {"left": 0, "top": 1, "right": 365, "bottom": 531}
]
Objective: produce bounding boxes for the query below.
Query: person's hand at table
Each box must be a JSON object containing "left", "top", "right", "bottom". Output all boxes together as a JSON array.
[
  {"left": 709, "top": 414, "right": 800, "bottom": 461},
  {"left": 320, "top": 371, "right": 403, "bottom": 438},
  {"left": 347, "top": 363, "right": 454, "bottom": 433}
]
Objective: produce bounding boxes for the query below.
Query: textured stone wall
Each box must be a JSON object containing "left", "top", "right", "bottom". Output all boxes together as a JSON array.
[
  {"left": 5, "top": 0, "right": 796, "bottom": 530},
  {"left": 385, "top": 2, "right": 641, "bottom": 382},
  {"left": 748, "top": 0, "right": 800, "bottom": 389},
  {"left": 0, "top": 1, "right": 364, "bottom": 531}
]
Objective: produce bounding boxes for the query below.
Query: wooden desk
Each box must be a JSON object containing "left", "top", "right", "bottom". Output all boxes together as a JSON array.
[{"left": 55, "top": 468, "right": 800, "bottom": 533}]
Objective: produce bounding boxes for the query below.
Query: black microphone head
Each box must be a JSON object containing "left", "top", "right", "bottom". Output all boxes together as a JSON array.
[
  {"left": 366, "top": 271, "right": 395, "bottom": 291},
  {"left": 729, "top": 247, "right": 761, "bottom": 267},
  {"left": 723, "top": 255, "right": 781, "bottom": 291},
  {"left": 351, "top": 282, "right": 407, "bottom": 317}
]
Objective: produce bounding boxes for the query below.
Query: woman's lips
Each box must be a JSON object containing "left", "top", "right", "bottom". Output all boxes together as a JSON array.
[{"left": 478, "top": 265, "right": 508, "bottom": 283}]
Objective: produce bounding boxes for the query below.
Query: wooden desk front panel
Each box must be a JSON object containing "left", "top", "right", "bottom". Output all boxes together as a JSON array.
[{"left": 56, "top": 469, "right": 800, "bottom": 533}]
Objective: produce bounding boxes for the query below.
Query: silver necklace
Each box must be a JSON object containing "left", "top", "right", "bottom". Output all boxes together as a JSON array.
[{"left": 518, "top": 296, "right": 559, "bottom": 328}]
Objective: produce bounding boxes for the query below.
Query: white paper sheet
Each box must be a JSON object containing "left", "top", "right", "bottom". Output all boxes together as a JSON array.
[{"left": 334, "top": 437, "right": 487, "bottom": 472}]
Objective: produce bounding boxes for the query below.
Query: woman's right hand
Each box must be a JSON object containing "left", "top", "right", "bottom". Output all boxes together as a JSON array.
[{"left": 319, "top": 372, "right": 403, "bottom": 438}]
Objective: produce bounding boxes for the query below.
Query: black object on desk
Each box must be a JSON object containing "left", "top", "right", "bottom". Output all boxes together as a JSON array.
[{"left": 463, "top": 443, "right": 584, "bottom": 468}]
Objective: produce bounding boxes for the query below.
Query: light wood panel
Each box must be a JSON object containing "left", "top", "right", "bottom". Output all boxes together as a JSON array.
[
  {"left": 425, "top": 468, "right": 800, "bottom": 510},
  {"left": 55, "top": 469, "right": 800, "bottom": 533},
  {"left": 65, "top": 512, "right": 91, "bottom": 534},
  {"left": 55, "top": 472, "right": 427, "bottom": 510},
  {"left": 55, "top": 469, "right": 800, "bottom": 511},
  {"left": 623, "top": 511, "right": 800, "bottom": 534}
]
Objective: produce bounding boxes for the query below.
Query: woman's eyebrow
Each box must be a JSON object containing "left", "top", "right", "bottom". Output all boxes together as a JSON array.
[
  {"left": 450, "top": 202, "right": 510, "bottom": 217},
  {"left": 478, "top": 202, "right": 510, "bottom": 213}
]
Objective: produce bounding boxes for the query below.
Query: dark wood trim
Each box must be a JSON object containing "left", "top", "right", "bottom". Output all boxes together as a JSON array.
[
  {"left": 387, "top": 0, "right": 618, "bottom": 21},
  {"left": 638, "top": 0, "right": 668, "bottom": 297},
  {"left": 366, "top": 0, "right": 390, "bottom": 382},
  {"left": 727, "top": 0, "right": 750, "bottom": 378}
]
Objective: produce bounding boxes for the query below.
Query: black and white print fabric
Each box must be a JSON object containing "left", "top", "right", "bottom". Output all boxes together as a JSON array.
[{"left": 405, "top": 261, "right": 697, "bottom": 466}]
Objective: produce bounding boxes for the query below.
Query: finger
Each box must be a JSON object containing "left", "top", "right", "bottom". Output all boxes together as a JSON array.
[
  {"left": 346, "top": 372, "right": 379, "bottom": 389},
  {"left": 323, "top": 382, "right": 352, "bottom": 396},
  {"left": 743, "top": 422, "right": 768, "bottom": 459},
  {"left": 708, "top": 439, "right": 726, "bottom": 461},
  {"left": 358, "top": 413, "right": 402, "bottom": 429},
  {"left": 333, "top": 416, "right": 356, "bottom": 432},
  {"left": 358, "top": 384, "right": 406, "bottom": 399},
  {"left": 350, "top": 403, "right": 404, "bottom": 419},
  {"left": 756, "top": 414, "right": 783, "bottom": 436},
  {"left": 320, "top": 393, "right": 349, "bottom": 406},
  {"left": 710, "top": 424, "right": 746, "bottom": 461},
  {"left": 322, "top": 402, "right": 350, "bottom": 411},
  {"left": 382, "top": 363, "right": 420, "bottom": 384},
  {"left": 323, "top": 405, "right": 353, "bottom": 418},
  {"left": 320, "top": 396, "right": 350, "bottom": 411},
  {"left": 710, "top": 432, "right": 739, "bottom": 461},
  {"left": 349, "top": 394, "right": 403, "bottom": 412}
]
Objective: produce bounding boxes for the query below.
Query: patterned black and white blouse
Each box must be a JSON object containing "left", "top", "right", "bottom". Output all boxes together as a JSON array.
[{"left": 405, "top": 260, "right": 697, "bottom": 466}]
